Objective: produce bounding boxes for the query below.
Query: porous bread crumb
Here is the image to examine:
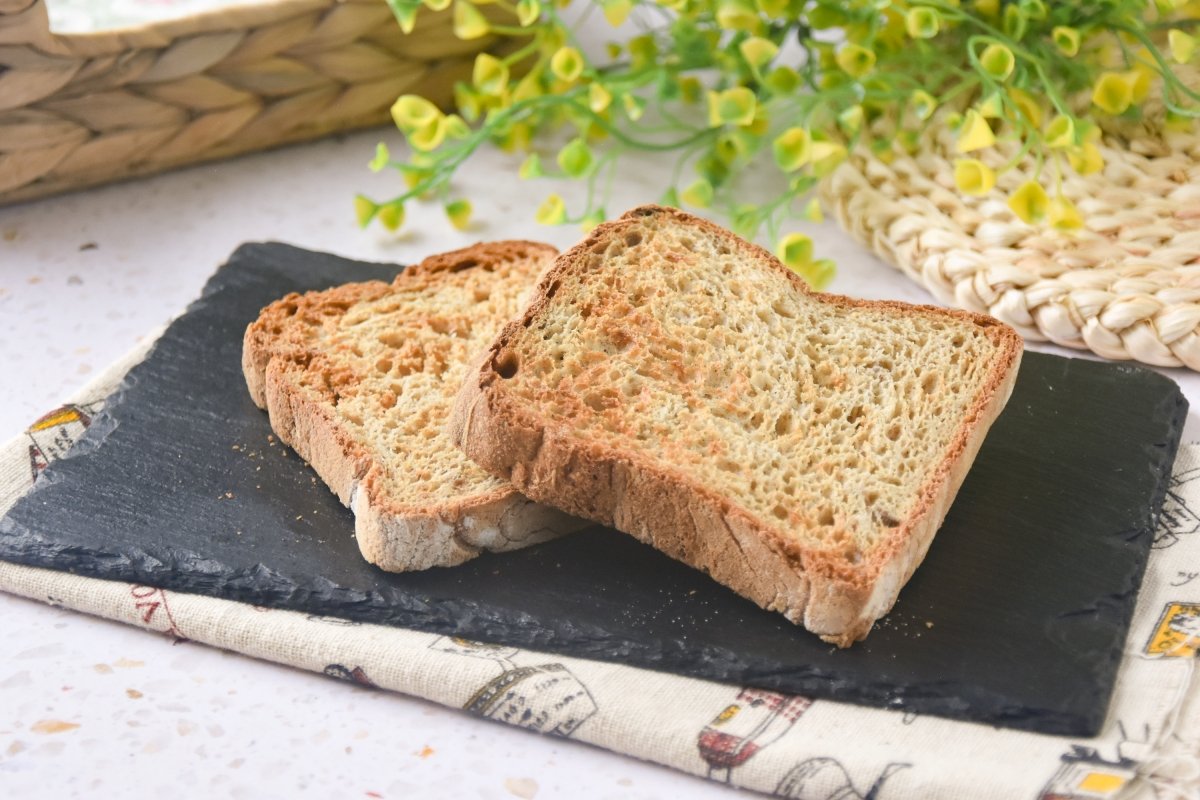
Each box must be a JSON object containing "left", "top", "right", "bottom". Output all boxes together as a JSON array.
[
  {"left": 497, "top": 220, "right": 997, "bottom": 560},
  {"left": 243, "top": 241, "right": 581, "bottom": 571},
  {"left": 453, "top": 206, "right": 1023, "bottom": 645}
]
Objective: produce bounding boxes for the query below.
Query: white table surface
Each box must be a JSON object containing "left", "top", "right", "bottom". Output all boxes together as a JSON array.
[{"left": 2, "top": 129, "right": 1197, "bottom": 799}]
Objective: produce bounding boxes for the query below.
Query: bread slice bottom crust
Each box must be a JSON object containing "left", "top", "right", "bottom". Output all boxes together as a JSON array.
[{"left": 451, "top": 207, "right": 1023, "bottom": 645}]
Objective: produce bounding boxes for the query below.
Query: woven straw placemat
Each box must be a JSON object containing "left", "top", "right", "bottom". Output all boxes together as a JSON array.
[
  {"left": 824, "top": 89, "right": 1200, "bottom": 371},
  {"left": 0, "top": 0, "right": 510, "bottom": 205}
]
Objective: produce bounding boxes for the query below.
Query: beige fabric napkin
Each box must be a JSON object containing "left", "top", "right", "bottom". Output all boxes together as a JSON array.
[{"left": 2, "top": 338, "right": 1197, "bottom": 800}]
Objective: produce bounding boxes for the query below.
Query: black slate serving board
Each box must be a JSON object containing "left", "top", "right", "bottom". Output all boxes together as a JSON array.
[{"left": 0, "top": 244, "right": 1186, "bottom": 737}]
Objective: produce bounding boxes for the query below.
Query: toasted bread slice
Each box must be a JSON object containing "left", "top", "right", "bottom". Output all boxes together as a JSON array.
[
  {"left": 243, "top": 241, "right": 581, "bottom": 572},
  {"left": 450, "top": 207, "right": 1023, "bottom": 645}
]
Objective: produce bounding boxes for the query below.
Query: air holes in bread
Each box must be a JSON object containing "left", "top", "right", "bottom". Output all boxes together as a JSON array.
[{"left": 494, "top": 351, "right": 519, "bottom": 379}]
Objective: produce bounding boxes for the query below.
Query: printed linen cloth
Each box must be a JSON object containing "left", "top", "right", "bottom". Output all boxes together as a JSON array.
[{"left": 1, "top": 338, "right": 1197, "bottom": 800}]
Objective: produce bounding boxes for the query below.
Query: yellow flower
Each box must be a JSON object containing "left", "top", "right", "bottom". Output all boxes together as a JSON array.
[
  {"left": 909, "top": 90, "right": 937, "bottom": 121},
  {"left": 905, "top": 7, "right": 939, "bottom": 39},
  {"left": 739, "top": 37, "right": 779, "bottom": 70},
  {"left": 445, "top": 199, "right": 472, "bottom": 230},
  {"left": 1009, "top": 87, "right": 1043, "bottom": 128},
  {"left": 377, "top": 201, "right": 405, "bottom": 232},
  {"left": 600, "top": 0, "right": 632, "bottom": 27},
  {"left": 1068, "top": 142, "right": 1105, "bottom": 175},
  {"left": 954, "top": 158, "right": 996, "bottom": 196},
  {"left": 535, "top": 194, "right": 566, "bottom": 225},
  {"left": 956, "top": 110, "right": 995, "bottom": 153},
  {"left": 409, "top": 118, "right": 445, "bottom": 151},
  {"left": 622, "top": 93, "right": 646, "bottom": 121},
  {"left": 836, "top": 44, "right": 876, "bottom": 78},
  {"left": 977, "top": 92, "right": 1004, "bottom": 119},
  {"left": 1092, "top": 72, "right": 1133, "bottom": 115},
  {"left": 802, "top": 197, "right": 824, "bottom": 222},
  {"left": 773, "top": 127, "right": 812, "bottom": 171},
  {"left": 1007, "top": 180, "right": 1048, "bottom": 223},
  {"left": 1123, "top": 68, "right": 1152, "bottom": 104},
  {"left": 516, "top": 0, "right": 540, "bottom": 25},
  {"left": 550, "top": 46, "right": 585, "bottom": 82},
  {"left": 1048, "top": 195, "right": 1083, "bottom": 230},
  {"left": 472, "top": 53, "right": 509, "bottom": 96},
  {"left": 391, "top": 94, "right": 441, "bottom": 132},
  {"left": 776, "top": 233, "right": 813, "bottom": 270},
  {"left": 809, "top": 141, "right": 847, "bottom": 177},
  {"left": 588, "top": 82, "right": 612, "bottom": 114},
  {"left": 707, "top": 87, "right": 757, "bottom": 127},
  {"left": 453, "top": 0, "right": 490, "bottom": 39},
  {"left": 681, "top": 178, "right": 714, "bottom": 208},
  {"left": 1045, "top": 115, "right": 1076, "bottom": 149},
  {"left": 354, "top": 195, "right": 378, "bottom": 228},
  {"left": 979, "top": 43, "right": 1016, "bottom": 81},
  {"left": 1170, "top": 29, "right": 1197, "bottom": 64},
  {"left": 716, "top": 0, "right": 760, "bottom": 32},
  {"left": 1053, "top": 26, "right": 1081, "bottom": 57}
]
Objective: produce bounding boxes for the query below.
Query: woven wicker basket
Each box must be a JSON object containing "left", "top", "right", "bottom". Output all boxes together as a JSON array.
[
  {"left": 824, "top": 88, "right": 1200, "bottom": 371},
  {"left": 0, "top": 0, "right": 508, "bottom": 205}
]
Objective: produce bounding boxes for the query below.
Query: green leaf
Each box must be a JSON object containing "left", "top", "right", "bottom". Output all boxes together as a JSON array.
[
  {"left": 557, "top": 138, "right": 594, "bottom": 177},
  {"left": 661, "top": 187, "right": 680, "bottom": 207},
  {"left": 368, "top": 142, "right": 390, "bottom": 172}
]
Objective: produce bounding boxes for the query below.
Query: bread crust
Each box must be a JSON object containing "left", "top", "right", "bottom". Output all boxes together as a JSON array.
[
  {"left": 243, "top": 241, "right": 581, "bottom": 572},
  {"left": 450, "top": 206, "right": 1023, "bottom": 645}
]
